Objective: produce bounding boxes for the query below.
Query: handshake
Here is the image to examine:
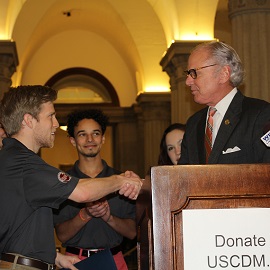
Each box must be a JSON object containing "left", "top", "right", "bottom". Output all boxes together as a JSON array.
[
  {"left": 118, "top": 170, "right": 143, "bottom": 200},
  {"left": 82, "top": 170, "right": 143, "bottom": 222}
]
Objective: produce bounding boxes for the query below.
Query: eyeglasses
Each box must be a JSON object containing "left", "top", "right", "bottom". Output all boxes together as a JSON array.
[{"left": 184, "top": 64, "right": 217, "bottom": 79}]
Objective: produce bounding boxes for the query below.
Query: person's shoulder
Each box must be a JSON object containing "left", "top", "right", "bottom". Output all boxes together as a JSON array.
[
  {"left": 66, "top": 166, "right": 76, "bottom": 175},
  {"left": 4, "top": 137, "right": 29, "bottom": 150},
  {"left": 4, "top": 138, "right": 36, "bottom": 158},
  {"left": 102, "top": 159, "right": 122, "bottom": 175},
  {"left": 65, "top": 161, "right": 81, "bottom": 177},
  {"left": 186, "top": 106, "right": 208, "bottom": 123},
  {"left": 243, "top": 95, "right": 270, "bottom": 110},
  {"left": 109, "top": 166, "right": 122, "bottom": 175}
]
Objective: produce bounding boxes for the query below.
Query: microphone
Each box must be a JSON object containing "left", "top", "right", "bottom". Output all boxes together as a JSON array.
[{"left": 261, "top": 122, "right": 270, "bottom": 147}]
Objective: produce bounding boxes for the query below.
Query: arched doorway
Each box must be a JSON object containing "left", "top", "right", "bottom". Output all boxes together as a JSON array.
[{"left": 42, "top": 67, "right": 119, "bottom": 170}]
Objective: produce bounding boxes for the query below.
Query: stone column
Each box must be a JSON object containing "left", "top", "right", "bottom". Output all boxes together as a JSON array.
[
  {"left": 0, "top": 40, "right": 19, "bottom": 99},
  {"left": 160, "top": 41, "right": 205, "bottom": 124},
  {"left": 228, "top": 0, "right": 270, "bottom": 101},
  {"left": 136, "top": 92, "right": 171, "bottom": 175},
  {"left": 111, "top": 107, "right": 142, "bottom": 176}
]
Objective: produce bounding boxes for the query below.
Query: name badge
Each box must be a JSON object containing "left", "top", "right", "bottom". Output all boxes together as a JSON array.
[{"left": 261, "top": 130, "right": 270, "bottom": 147}]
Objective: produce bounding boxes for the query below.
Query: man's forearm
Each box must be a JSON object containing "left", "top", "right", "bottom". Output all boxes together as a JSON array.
[
  {"left": 106, "top": 216, "right": 136, "bottom": 240},
  {"left": 69, "top": 173, "right": 142, "bottom": 203},
  {"left": 55, "top": 208, "right": 92, "bottom": 243}
]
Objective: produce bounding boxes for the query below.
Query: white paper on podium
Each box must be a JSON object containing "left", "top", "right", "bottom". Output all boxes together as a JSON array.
[{"left": 183, "top": 208, "right": 270, "bottom": 270}]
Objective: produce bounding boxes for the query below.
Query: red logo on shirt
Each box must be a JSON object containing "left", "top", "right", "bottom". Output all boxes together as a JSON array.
[{"left": 58, "top": 172, "right": 71, "bottom": 183}]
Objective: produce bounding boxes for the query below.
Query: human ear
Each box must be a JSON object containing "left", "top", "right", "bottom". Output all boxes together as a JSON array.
[
  {"left": 69, "top": 136, "right": 76, "bottom": 147},
  {"left": 22, "top": 113, "right": 34, "bottom": 128},
  {"left": 219, "top": 65, "right": 231, "bottom": 84}
]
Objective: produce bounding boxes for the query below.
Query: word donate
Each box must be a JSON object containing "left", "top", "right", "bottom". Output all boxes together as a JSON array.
[
  {"left": 183, "top": 208, "right": 270, "bottom": 270},
  {"left": 207, "top": 234, "right": 266, "bottom": 268}
]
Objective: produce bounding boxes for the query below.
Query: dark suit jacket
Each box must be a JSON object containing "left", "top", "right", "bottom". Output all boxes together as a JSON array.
[{"left": 179, "top": 90, "right": 270, "bottom": 164}]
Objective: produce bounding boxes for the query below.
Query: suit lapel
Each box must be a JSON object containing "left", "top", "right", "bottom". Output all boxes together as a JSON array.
[{"left": 208, "top": 91, "right": 244, "bottom": 164}]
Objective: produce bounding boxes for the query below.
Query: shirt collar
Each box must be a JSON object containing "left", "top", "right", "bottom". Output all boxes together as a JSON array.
[{"left": 214, "top": 88, "right": 237, "bottom": 117}]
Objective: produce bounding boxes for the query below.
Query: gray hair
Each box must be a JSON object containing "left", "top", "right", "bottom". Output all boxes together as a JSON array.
[{"left": 193, "top": 41, "right": 244, "bottom": 87}]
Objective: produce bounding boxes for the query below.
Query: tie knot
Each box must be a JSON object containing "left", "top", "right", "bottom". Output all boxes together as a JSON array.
[{"left": 209, "top": 107, "right": 216, "bottom": 117}]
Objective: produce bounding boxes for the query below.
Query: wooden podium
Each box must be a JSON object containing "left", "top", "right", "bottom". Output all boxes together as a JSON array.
[{"left": 136, "top": 164, "right": 270, "bottom": 270}]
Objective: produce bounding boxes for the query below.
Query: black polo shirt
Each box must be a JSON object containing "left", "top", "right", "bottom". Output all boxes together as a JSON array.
[
  {"left": 53, "top": 160, "right": 136, "bottom": 249},
  {"left": 0, "top": 138, "right": 79, "bottom": 263}
]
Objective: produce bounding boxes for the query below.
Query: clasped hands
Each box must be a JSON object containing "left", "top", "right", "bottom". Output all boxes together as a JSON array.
[
  {"left": 84, "top": 170, "right": 143, "bottom": 220},
  {"left": 85, "top": 198, "right": 111, "bottom": 222}
]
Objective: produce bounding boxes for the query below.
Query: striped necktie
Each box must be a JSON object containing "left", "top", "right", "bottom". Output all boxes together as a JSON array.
[{"left": 205, "top": 107, "right": 217, "bottom": 163}]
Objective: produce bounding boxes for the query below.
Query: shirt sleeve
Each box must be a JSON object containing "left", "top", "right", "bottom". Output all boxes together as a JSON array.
[{"left": 23, "top": 153, "right": 79, "bottom": 209}]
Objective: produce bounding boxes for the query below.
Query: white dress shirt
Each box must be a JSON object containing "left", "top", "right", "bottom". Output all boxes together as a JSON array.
[{"left": 207, "top": 88, "right": 237, "bottom": 145}]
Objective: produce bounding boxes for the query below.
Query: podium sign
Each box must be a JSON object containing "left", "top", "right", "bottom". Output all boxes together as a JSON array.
[{"left": 183, "top": 208, "right": 270, "bottom": 270}]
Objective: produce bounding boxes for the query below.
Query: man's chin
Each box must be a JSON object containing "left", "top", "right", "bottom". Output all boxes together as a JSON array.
[
  {"left": 41, "top": 141, "right": 54, "bottom": 149},
  {"left": 193, "top": 97, "right": 205, "bottom": 105},
  {"left": 84, "top": 153, "right": 98, "bottom": 158}
]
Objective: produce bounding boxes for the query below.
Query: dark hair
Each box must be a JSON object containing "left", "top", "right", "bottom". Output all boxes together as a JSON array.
[
  {"left": 158, "top": 123, "right": 185, "bottom": 165},
  {"left": 67, "top": 109, "right": 109, "bottom": 137},
  {"left": 0, "top": 85, "right": 57, "bottom": 136}
]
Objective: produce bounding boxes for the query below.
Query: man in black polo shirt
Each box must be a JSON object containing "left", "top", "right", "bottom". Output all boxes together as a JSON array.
[
  {"left": 0, "top": 85, "right": 142, "bottom": 270},
  {"left": 54, "top": 109, "right": 136, "bottom": 270}
]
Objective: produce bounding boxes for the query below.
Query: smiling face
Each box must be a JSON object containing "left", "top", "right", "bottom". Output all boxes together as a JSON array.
[
  {"left": 33, "top": 101, "right": 59, "bottom": 149},
  {"left": 70, "top": 118, "right": 105, "bottom": 158},
  {"left": 166, "top": 129, "right": 185, "bottom": 165},
  {"left": 185, "top": 48, "right": 232, "bottom": 107}
]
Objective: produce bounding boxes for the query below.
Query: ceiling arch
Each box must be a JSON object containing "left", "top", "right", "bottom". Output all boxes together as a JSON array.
[
  {"left": 0, "top": 0, "right": 231, "bottom": 105},
  {"left": 11, "top": 0, "right": 169, "bottom": 95}
]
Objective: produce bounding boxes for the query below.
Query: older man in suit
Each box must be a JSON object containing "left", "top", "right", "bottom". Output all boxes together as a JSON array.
[{"left": 179, "top": 41, "right": 270, "bottom": 165}]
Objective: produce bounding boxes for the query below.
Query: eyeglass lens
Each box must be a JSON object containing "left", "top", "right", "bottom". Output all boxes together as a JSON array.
[
  {"left": 184, "top": 69, "right": 197, "bottom": 79},
  {"left": 184, "top": 64, "right": 217, "bottom": 79}
]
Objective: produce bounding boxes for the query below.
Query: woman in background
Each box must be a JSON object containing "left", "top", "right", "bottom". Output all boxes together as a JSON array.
[
  {"left": 0, "top": 123, "right": 6, "bottom": 149},
  {"left": 158, "top": 123, "right": 185, "bottom": 165}
]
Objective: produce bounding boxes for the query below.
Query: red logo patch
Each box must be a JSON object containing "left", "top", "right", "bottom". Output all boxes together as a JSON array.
[{"left": 58, "top": 172, "right": 71, "bottom": 183}]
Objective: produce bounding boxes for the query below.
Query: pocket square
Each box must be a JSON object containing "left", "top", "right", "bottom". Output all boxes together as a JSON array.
[{"left": 222, "top": 146, "right": 241, "bottom": 154}]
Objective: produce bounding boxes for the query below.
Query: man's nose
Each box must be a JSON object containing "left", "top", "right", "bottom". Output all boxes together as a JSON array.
[
  {"left": 186, "top": 74, "right": 194, "bottom": 86},
  {"left": 87, "top": 134, "right": 93, "bottom": 142},
  {"left": 54, "top": 118, "right": 59, "bottom": 128}
]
